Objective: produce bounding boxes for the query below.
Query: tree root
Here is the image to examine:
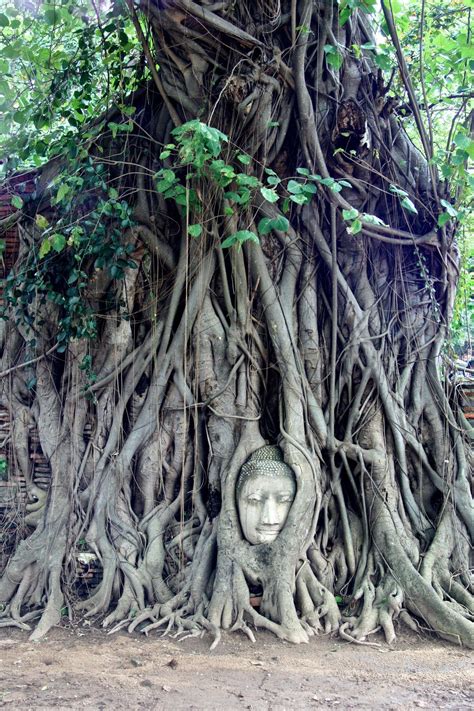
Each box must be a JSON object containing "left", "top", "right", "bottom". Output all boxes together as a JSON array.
[{"left": 339, "top": 621, "right": 382, "bottom": 648}]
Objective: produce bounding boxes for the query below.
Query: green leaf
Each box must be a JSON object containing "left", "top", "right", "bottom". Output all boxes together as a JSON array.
[
  {"left": 339, "top": 6, "right": 352, "bottom": 26},
  {"left": 11, "top": 195, "right": 23, "bottom": 209},
  {"left": 342, "top": 208, "right": 359, "bottom": 221},
  {"left": 237, "top": 153, "right": 251, "bottom": 165},
  {"left": 0, "top": 13, "right": 10, "bottom": 27},
  {"left": 161, "top": 169, "right": 176, "bottom": 183},
  {"left": 258, "top": 218, "right": 273, "bottom": 235},
  {"left": 324, "top": 45, "right": 343, "bottom": 70},
  {"left": 362, "top": 213, "right": 387, "bottom": 226},
  {"left": 301, "top": 183, "right": 317, "bottom": 196},
  {"left": 389, "top": 184, "right": 408, "bottom": 198},
  {"left": 51, "top": 233, "right": 66, "bottom": 252},
  {"left": 44, "top": 8, "right": 58, "bottom": 25},
  {"left": 326, "top": 51, "right": 343, "bottom": 70},
  {"left": 35, "top": 214, "right": 49, "bottom": 230},
  {"left": 287, "top": 180, "right": 303, "bottom": 195},
  {"left": 221, "top": 235, "right": 238, "bottom": 249},
  {"left": 260, "top": 187, "right": 279, "bottom": 203},
  {"left": 236, "top": 174, "right": 260, "bottom": 188},
  {"left": 319, "top": 177, "right": 335, "bottom": 187},
  {"left": 224, "top": 188, "right": 250, "bottom": 205},
  {"left": 452, "top": 149, "right": 469, "bottom": 166},
  {"left": 271, "top": 215, "right": 290, "bottom": 232},
  {"left": 236, "top": 230, "right": 259, "bottom": 244},
  {"left": 437, "top": 213, "right": 451, "bottom": 227},
  {"left": 400, "top": 197, "right": 418, "bottom": 214},
  {"left": 453, "top": 133, "right": 471, "bottom": 150},
  {"left": 55, "top": 183, "right": 70, "bottom": 204},
  {"left": 159, "top": 150, "right": 171, "bottom": 159},
  {"left": 222, "top": 230, "right": 259, "bottom": 249},
  {"left": 348, "top": 219, "right": 362, "bottom": 235},
  {"left": 39, "top": 239, "right": 52, "bottom": 258},
  {"left": 440, "top": 199, "right": 458, "bottom": 218},
  {"left": 373, "top": 52, "right": 393, "bottom": 71},
  {"left": 289, "top": 193, "right": 309, "bottom": 204},
  {"left": 258, "top": 216, "right": 289, "bottom": 235},
  {"left": 108, "top": 187, "right": 118, "bottom": 200},
  {"left": 188, "top": 223, "right": 202, "bottom": 238},
  {"left": 224, "top": 191, "right": 240, "bottom": 202}
]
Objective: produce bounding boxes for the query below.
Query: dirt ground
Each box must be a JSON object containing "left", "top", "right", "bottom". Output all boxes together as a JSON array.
[{"left": 0, "top": 622, "right": 472, "bottom": 710}]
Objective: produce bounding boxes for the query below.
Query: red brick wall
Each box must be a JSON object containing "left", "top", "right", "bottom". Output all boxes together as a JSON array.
[{"left": 0, "top": 170, "right": 38, "bottom": 276}]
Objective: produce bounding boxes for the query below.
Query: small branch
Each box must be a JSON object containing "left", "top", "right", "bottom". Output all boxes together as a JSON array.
[{"left": 0, "top": 343, "right": 59, "bottom": 380}]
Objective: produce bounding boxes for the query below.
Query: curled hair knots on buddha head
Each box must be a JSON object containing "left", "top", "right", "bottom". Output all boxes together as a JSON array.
[{"left": 236, "top": 445, "right": 294, "bottom": 494}]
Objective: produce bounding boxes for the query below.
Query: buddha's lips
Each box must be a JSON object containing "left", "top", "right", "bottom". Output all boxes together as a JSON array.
[{"left": 256, "top": 527, "right": 280, "bottom": 537}]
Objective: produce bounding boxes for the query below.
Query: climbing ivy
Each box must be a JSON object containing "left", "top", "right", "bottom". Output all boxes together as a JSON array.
[{"left": 1, "top": 158, "right": 136, "bottom": 351}]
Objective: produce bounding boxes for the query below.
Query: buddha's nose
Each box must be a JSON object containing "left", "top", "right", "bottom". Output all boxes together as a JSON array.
[{"left": 261, "top": 497, "right": 279, "bottom": 525}]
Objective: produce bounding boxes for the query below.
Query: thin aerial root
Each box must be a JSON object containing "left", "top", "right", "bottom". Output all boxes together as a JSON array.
[{"left": 339, "top": 622, "right": 382, "bottom": 648}]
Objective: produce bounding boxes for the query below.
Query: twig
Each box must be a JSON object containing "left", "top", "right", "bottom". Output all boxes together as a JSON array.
[{"left": 0, "top": 344, "right": 59, "bottom": 380}]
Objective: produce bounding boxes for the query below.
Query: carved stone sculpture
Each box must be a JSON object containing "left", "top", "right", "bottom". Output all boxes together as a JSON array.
[{"left": 236, "top": 445, "right": 296, "bottom": 545}]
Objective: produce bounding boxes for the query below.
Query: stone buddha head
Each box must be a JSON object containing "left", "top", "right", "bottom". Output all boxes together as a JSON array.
[{"left": 236, "top": 445, "right": 296, "bottom": 545}]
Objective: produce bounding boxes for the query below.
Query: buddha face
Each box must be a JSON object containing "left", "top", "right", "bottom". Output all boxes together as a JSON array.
[{"left": 237, "top": 471, "right": 296, "bottom": 545}]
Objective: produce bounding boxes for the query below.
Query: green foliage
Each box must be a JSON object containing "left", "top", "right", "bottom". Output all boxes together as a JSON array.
[
  {"left": 171, "top": 120, "right": 228, "bottom": 168},
  {"left": 1, "top": 158, "right": 136, "bottom": 351},
  {"left": 338, "top": 0, "right": 377, "bottom": 27},
  {"left": 188, "top": 224, "right": 203, "bottom": 238},
  {"left": 153, "top": 121, "right": 351, "bottom": 249},
  {"left": 258, "top": 216, "right": 290, "bottom": 235},
  {"left": 387, "top": 0, "right": 473, "bottom": 353},
  {"left": 11, "top": 195, "right": 23, "bottom": 209},
  {"left": 221, "top": 230, "right": 259, "bottom": 249},
  {"left": 1, "top": 1, "right": 470, "bottom": 354},
  {"left": 153, "top": 121, "right": 299, "bottom": 247},
  {"left": 323, "top": 44, "right": 344, "bottom": 70},
  {"left": 451, "top": 234, "right": 474, "bottom": 350},
  {"left": 342, "top": 207, "right": 362, "bottom": 235},
  {"left": 0, "top": 0, "right": 141, "bottom": 177},
  {"left": 389, "top": 185, "right": 418, "bottom": 215}
]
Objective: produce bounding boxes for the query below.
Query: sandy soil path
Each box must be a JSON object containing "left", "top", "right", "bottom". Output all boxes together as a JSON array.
[{"left": 0, "top": 625, "right": 472, "bottom": 709}]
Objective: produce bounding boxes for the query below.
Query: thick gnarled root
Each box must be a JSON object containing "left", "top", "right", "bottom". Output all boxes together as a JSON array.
[
  {"left": 339, "top": 577, "right": 403, "bottom": 646},
  {"left": 296, "top": 561, "right": 341, "bottom": 634}
]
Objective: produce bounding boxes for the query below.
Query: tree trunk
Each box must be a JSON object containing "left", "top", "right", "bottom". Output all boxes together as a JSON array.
[{"left": 0, "top": 0, "right": 472, "bottom": 649}]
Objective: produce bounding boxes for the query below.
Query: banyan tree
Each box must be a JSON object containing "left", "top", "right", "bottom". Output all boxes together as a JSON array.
[{"left": 0, "top": 0, "right": 472, "bottom": 649}]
